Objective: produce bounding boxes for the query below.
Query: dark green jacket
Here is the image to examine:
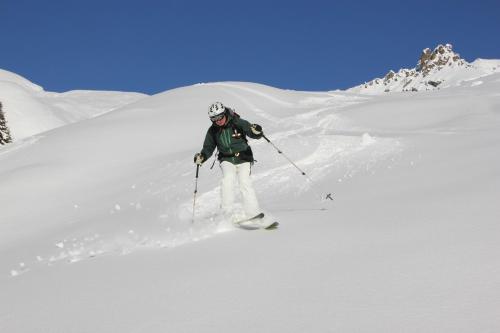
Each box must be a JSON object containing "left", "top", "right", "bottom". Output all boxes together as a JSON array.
[{"left": 200, "top": 114, "right": 262, "bottom": 165}]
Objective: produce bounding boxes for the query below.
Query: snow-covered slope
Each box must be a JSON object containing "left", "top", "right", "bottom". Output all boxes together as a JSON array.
[
  {"left": 348, "top": 44, "right": 500, "bottom": 94},
  {"left": 1, "top": 77, "right": 500, "bottom": 332},
  {"left": 0, "top": 69, "right": 147, "bottom": 140}
]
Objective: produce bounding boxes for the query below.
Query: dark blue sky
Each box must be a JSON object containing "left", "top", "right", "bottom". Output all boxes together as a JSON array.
[{"left": 1, "top": 0, "right": 499, "bottom": 94}]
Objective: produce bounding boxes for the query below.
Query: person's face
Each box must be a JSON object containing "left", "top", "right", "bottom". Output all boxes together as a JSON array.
[{"left": 214, "top": 115, "right": 227, "bottom": 126}]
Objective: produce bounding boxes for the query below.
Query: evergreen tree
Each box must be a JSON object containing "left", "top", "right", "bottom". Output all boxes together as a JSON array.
[{"left": 0, "top": 101, "right": 13, "bottom": 145}]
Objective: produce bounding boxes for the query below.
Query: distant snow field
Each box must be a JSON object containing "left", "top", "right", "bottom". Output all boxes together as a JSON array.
[
  {"left": 0, "top": 68, "right": 147, "bottom": 140},
  {"left": 1, "top": 49, "right": 500, "bottom": 332}
]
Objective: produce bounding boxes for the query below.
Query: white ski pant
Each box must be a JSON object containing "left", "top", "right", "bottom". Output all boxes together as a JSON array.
[{"left": 220, "top": 161, "right": 260, "bottom": 218}]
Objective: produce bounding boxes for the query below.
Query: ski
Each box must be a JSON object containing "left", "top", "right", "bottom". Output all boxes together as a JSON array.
[
  {"left": 265, "top": 221, "right": 279, "bottom": 230},
  {"left": 234, "top": 213, "right": 279, "bottom": 230},
  {"left": 234, "top": 212, "right": 264, "bottom": 225}
]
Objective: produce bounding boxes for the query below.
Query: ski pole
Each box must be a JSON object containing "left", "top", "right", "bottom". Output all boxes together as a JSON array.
[
  {"left": 262, "top": 133, "right": 314, "bottom": 183},
  {"left": 262, "top": 133, "right": 333, "bottom": 202},
  {"left": 192, "top": 164, "right": 200, "bottom": 223}
]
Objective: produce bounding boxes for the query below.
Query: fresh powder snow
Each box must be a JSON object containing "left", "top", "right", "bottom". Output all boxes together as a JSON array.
[{"left": 1, "top": 63, "right": 500, "bottom": 331}]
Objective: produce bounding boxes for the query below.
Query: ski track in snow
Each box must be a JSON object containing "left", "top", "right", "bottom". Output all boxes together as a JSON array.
[
  {"left": 7, "top": 89, "right": 403, "bottom": 277},
  {"left": 212, "top": 84, "right": 287, "bottom": 125},
  {"left": 211, "top": 82, "right": 295, "bottom": 107}
]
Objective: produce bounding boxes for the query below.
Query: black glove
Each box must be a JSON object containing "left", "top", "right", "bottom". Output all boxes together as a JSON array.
[
  {"left": 251, "top": 124, "right": 263, "bottom": 135},
  {"left": 194, "top": 153, "right": 205, "bottom": 165}
]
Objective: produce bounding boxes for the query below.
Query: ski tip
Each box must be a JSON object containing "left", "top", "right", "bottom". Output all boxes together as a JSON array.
[{"left": 265, "top": 222, "right": 279, "bottom": 230}]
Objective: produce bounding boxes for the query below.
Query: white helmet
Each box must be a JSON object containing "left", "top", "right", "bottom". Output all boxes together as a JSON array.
[{"left": 208, "top": 102, "right": 226, "bottom": 120}]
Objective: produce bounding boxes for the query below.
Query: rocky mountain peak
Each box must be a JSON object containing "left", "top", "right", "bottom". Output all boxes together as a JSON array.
[
  {"left": 347, "top": 43, "right": 496, "bottom": 94},
  {"left": 416, "top": 43, "right": 467, "bottom": 76}
]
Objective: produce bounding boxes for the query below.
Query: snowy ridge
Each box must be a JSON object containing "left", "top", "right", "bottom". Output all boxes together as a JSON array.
[
  {"left": 0, "top": 68, "right": 43, "bottom": 92},
  {"left": 348, "top": 43, "right": 500, "bottom": 94},
  {"left": 0, "top": 69, "right": 147, "bottom": 140}
]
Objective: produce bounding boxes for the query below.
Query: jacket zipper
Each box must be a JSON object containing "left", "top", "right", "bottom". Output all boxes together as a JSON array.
[{"left": 222, "top": 128, "right": 234, "bottom": 163}]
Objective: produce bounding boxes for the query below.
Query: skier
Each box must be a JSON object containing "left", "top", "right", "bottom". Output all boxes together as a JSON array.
[{"left": 194, "top": 102, "right": 264, "bottom": 223}]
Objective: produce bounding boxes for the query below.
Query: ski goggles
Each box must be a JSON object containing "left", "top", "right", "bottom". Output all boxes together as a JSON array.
[{"left": 210, "top": 113, "right": 225, "bottom": 122}]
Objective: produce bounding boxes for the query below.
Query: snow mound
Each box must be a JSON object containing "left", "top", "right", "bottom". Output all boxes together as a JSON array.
[
  {"left": 0, "top": 68, "right": 147, "bottom": 140},
  {"left": 0, "top": 68, "right": 43, "bottom": 92}
]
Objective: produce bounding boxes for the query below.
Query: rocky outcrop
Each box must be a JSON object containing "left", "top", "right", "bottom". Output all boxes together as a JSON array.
[
  {"left": 416, "top": 44, "right": 468, "bottom": 76},
  {"left": 349, "top": 43, "right": 486, "bottom": 94}
]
